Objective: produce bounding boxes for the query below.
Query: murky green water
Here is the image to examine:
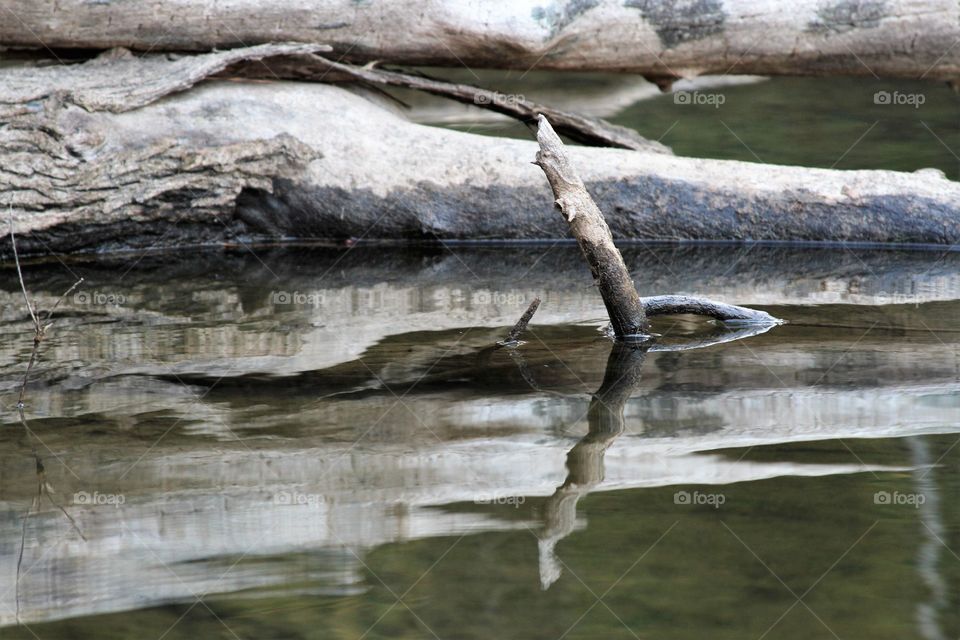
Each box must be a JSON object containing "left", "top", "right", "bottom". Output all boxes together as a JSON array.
[
  {"left": 411, "top": 72, "right": 960, "bottom": 177},
  {"left": 1, "top": 243, "right": 959, "bottom": 639}
]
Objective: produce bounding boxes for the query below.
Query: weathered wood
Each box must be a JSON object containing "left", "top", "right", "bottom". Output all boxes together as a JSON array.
[
  {"left": 534, "top": 115, "right": 649, "bottom": 338},
  {"left": 0, "top": 44, "right": 325, "bottom": 246},
  {"left": 2, "top": 46, "right": 960, "bottom": 254},
  {"left": 2, "top": 1, "right": 959, "bottom": 81},
  {"left": 503, "top": 297, "right": 542, "bottom": 345},
  {"left": 642, "top": 295, "right": 782, "bottom": 324},
  {"left": 295, "top": 55, "right": 670, "bottom": 152}
]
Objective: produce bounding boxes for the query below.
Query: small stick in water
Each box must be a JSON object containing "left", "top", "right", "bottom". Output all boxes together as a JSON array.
[{"left": 501, "top": 297, "right": 541, "bottom": 345}]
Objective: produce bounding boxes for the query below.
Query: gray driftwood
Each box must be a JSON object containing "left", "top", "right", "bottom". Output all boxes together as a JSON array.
[
  {"left": 2, "top": 46, "right": 960, "bottom": 254},
  {"left": 534, "top": 115, "right": 649, "bottom": 338},
  {"left": 3, "top": 1, "right": 960, "bottom": 82},
  {"left": 0, "top": 44, "right": 325, "bottom": 250},
  {"left": 642, "top": 295, "right": 782, "bottom": 324},
  {"left": 298, "top": 55, "right": 670, "bottom": 153}
]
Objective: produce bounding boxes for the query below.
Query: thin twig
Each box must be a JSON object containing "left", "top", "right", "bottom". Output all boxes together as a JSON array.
[
  {"left": 502, "top": 297, "right": 541, "bottom": 345},
  {"left": 9, "top": 214, "right": 83, "bottom": 406},
  {"left": 7, "top": 215, "right": 87, "bottom": 626},
  {"left": 43, "top": 277, "right": 84, "bottom": 326},
  {"left": 10, "top": 218, "right": 38, "bottom": 331}
]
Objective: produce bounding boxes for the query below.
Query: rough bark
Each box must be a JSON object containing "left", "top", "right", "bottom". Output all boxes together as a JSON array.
[
  {"left": 2, "top": 1, "right": 960, "bottom": 81},
  {"left": 3, "top": 46, "right": 960, "bottom": 254},
  {"left": 535, "top": 115, "right": 649, "bottom": 337},
  {"left": 0, "top": 44, "right": 325, "bottom": 244}
]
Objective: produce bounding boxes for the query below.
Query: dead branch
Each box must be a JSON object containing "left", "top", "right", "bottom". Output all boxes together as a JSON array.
[
  {"left": 3, "top": 50, "right": 960, "bottom": 252},
  {"left": 534, "top": 115, "right": 783, "bottom": 337},
  {"left": 3, "top": 1, "right": 960, "bottom": 81},
  {"left": 501, "top": 297, "right": 542, "bottom": 345},
  {"left": 642, "top": 295, "right": 782, "bottom": 324},
  {"left": 534, "top": 115, "right": 650, "bottom": 339},
  {"left": 8, "top": 216, "right": 86, "bottom": 624},
  {"left": 299, "top": 55, "right": 670, "bottom": 153}
]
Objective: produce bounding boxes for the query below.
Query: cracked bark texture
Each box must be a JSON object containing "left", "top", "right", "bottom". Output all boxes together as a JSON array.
[
  {"left": 2, "top": 44, "right": 960, "bottom": 255},
  {"left": 535, "top": 115, "right": 649, "bottom": 338},
  {"left": 2, "top": 0, "right": 959, "bottom": 80},
  {"left": 0, "top": 44, "right": 325, "bottom": 250}
]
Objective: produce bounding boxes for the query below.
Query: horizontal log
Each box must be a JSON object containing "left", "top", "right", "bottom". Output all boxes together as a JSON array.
[
  {"left": 2, "top": 1, "right": 960, "bottom": 81},
  {"left": 3, "top": 47, "right": 960, "bottom": 255}
]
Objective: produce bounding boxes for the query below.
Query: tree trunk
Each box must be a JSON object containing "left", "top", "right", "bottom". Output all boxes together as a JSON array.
[
  {"left": 3, "top": 47, "right": 960, "bottom": 256},
  {"left": 3, "top": 0, "right": 959, "bottom": 81}
]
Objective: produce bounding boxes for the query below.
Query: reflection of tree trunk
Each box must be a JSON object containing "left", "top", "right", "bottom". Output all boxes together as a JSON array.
[
  {"left": 908, "top": 437, "right": 948, "bottom": 640},
  {"left": 539, "top": 342, "right": 647, "bottom": 589}
]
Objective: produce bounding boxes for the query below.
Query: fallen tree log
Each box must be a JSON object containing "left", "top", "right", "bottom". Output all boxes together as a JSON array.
[
  {"left": 3, "top": 0, "right": 960, "bottom": 82},
  {"left": 3, "top": 47, "right": 960, "bottom": 255}
]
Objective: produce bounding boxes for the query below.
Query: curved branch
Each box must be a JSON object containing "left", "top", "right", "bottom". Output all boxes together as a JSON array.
[{"left": 641, "top": 295, "right": 782, "bottom": 325}]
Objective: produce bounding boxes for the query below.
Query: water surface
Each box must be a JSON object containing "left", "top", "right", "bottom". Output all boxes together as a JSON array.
[{"left": 1, "top": 244, "right": 958, "bottom": 639}]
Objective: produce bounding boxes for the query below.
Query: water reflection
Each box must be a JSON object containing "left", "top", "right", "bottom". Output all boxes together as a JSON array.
[
  {"left": 0, "top": 245, "right": 958, "bottom": 637},
  {"left": 540, "top": 342, "right": 648, "bottom": 589}
]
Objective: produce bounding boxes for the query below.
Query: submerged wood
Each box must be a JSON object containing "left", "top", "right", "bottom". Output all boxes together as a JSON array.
[
  {"left": 534, "top": 116, "right": 780, "bottom": 336},
  {"left": 502, "top": 297, "right": 542, "bottom": 345},
  {"left": 535, "top": 115, "right": 649, "bottom": 338},
  {"left": 642, "top": 295, "right": 782, "bottom": 324},
  {"left": 3, "top": 1, "right": 960, "bottom": 81}
]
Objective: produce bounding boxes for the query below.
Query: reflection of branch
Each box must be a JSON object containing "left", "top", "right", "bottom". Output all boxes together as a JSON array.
[
  {"left": 534, "top": 320, "right": 776, "bottom": 588},
  {"left": 8, "top": 218, "right": 86, "bottom": 623},
  {"left": 648, "top": 321, "right": 778, "bottom": 352},
  {"left": 539, "top": 342, "right": 647, "bottom": 589}
]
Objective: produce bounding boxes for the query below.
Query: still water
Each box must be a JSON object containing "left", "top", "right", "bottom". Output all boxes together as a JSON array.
[{"left": 1, "top": 244, "right": 958, "bottom": 639}]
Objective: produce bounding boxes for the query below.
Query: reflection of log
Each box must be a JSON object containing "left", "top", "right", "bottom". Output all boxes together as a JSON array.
[
  {"left": 539, "top": 342, "right": 647, "bottom": 589},
  {"left": 4, "top": 48, "right": 960, "bottom": 255},
  {"left": 4, "top": 1, "right": 960, "bottom": 81}
]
